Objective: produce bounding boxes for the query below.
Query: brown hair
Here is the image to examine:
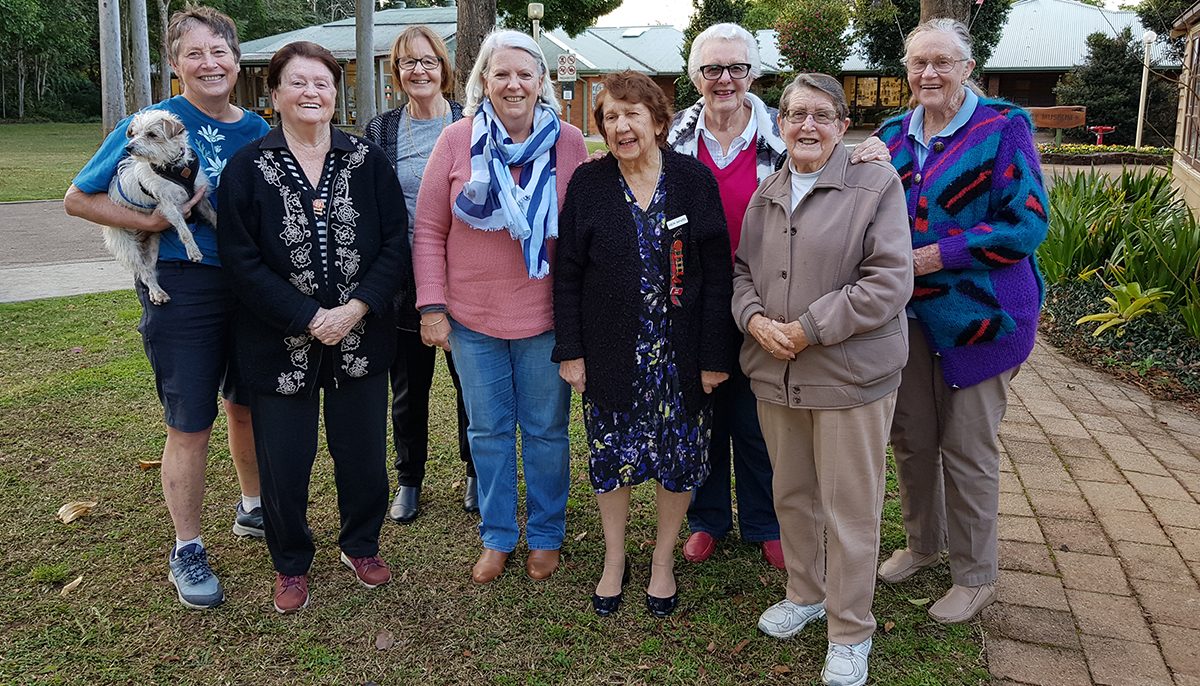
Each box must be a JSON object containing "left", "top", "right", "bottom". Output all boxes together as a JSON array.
[
  {"left": 266, "top": 41, "right": 342, "bottom": 92},
  {"left": 593, "top": 71, "right": 673, "bottom": 147},
  {"left": 388, "top": 25, "right": 455, "bottom": 96},
  {"left": 779, "top": 73, "right": 849, "bottom": 121},
  {"left": 167, "top": 5, "right": 241, "bottom": 64}
]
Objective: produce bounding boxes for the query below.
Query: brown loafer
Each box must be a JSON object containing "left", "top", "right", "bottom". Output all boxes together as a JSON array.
[
  {"left": 525, "top": 549, "right": 560, "bottom": 580},
  {"left": 471, "top": 549, "right": 509, "bottom": 584}
]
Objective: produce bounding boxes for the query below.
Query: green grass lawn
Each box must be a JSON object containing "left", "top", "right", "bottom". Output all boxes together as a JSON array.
[
  {"left": 0, "top": 292, "right": 988, "bottom": 685},
  {"left": 0, "top": 123, "right": 105, "bottom": 202}
]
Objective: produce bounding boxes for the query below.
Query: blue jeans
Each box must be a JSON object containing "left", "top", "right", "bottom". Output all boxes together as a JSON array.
[
  {"left": 449, "top": 320, "right": 571, "bottom": 552},
  {"left": 687, "top": 365, "right": 780, "bottom": 542}
]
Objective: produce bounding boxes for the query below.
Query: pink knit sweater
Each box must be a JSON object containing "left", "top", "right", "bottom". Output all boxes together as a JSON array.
[{"left": 413, "top": 117, "right": 588, "bottom": 339}]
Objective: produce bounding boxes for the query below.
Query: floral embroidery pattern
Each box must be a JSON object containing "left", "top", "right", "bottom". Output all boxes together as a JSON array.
[
  {"left": 289, "top": 270, "right": 316, "bottom": 295},
  {"left": 335, "top": 246, "right": 360, "bottom": 280},
  {"left": 195, "top": 125, "right": 229, "bottom": 185},
  {"left": 342, "top": 354, "right": 368, "bottom": 377},
  {"left": 291, "top": 243, "right": 312, "bottom": 268},
  {"left": 276, "top": 370, "right": 305, "bottom": 395}
]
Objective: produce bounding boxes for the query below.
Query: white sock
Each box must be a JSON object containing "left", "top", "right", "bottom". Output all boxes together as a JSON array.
[
  {"left": 174, "top": 536, "right": 203, "bottom": 557},
  {"left": 241, "top": 495, "right": 262, "bottom": 511}
]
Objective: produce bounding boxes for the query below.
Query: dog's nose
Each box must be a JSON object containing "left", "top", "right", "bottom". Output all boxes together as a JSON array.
[{"left": 124, "top": 143, "right": 136, "bottom": 155}]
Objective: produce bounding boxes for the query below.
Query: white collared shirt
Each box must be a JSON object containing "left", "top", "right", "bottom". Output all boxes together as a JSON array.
[{"left": 697, "top": 103, "right": 758, "bottom": 169}]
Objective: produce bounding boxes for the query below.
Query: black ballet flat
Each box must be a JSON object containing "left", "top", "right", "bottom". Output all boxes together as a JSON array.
[
  {"left": 645, "top": 563, "right": 678, "bottom": 618},
  {"left": 591, "top": 559, "right": 631, "bottom": 617}
]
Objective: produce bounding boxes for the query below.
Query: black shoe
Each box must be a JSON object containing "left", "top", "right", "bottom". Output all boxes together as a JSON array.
[
  {"left": 645, "top": 563, "right": 678, "bottom": 618},
  {"left": 388, "top": 486, "right": 420, "bottom": 523},
  {"left": 591, "top": 559, "right": 631, "bottom": 617},
  {"left": 463, "top": 476, "right": 479, "bottom": 513}
]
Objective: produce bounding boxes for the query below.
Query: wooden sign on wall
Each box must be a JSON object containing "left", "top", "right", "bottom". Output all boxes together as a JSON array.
[{"left": 1028, "top": 106, "right": 1087, "bottom": 129}]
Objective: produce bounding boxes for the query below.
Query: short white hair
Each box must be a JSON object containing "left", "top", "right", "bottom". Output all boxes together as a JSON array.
[
  {"left": 463, "top": 29, "right": 561, "bottom": 116},
  {"left": 687, "top": 23, "right": 762, "bottom": 89}
]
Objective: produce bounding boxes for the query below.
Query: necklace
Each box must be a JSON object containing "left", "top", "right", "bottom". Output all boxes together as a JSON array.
[{"left": 401, "top": 104, "right": 451, "bottom": 179}]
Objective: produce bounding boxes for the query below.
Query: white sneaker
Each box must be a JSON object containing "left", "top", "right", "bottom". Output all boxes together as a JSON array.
[
  {"left": 756, "top": 598, "right": 826, "bottom": 639},
  {"left": 822, "top": 637, "right": 872, "bottom": 686}
]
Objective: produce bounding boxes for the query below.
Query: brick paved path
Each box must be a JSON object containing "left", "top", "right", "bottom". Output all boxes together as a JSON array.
[{"left": 984, "top": 339, "right": 1200, "bottom": 686}]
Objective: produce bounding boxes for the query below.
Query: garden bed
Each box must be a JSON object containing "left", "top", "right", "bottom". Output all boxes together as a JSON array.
[{"left": 1037, "top": 143, "right": 1171, "bottom": 166}]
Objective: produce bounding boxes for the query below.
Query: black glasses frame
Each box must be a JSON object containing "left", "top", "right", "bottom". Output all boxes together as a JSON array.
[{"left": 698, "top": 63, "right": 752, "bottom": 81}]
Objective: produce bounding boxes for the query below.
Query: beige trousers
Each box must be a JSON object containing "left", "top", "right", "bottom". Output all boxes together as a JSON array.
[
  {"left": 889, "top": 325, "right": 1014, "bottom": 587},
  {"left": 758, "top": 391, "right": 897, "bottom": 645}
]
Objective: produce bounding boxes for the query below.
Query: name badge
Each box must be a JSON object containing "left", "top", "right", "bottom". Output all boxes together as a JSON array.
[{"left": 666, "top": 215, "right": 689, "bottom": 230}]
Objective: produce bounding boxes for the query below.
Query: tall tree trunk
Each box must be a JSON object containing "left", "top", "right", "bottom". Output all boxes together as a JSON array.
[
  {"left": 354, "top": 0, "right": 376, "bottom": 128},
  {"left": 456, "top": 0, "right": 497, "bottom": 103},
  {"left": 157, "top": 0, "right": 171, "bottom": 99},
  {"left": 121, "top": 0, "right": 134, "bottom": 110},
  {"left": 100, "top": 0, "right": 127, "bottom": 132},
  {"left": 129, "top": 0, "right": 153, "bottom": 109},
  {"left": 17, "top": 52, "right": 25, "bottom": 119},
  {"left": 920, "top": 0, "right": 970, "bottom": 24}
]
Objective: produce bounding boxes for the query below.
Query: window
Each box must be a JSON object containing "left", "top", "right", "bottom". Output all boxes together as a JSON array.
[{"left": 1178, "top": 32, "right": 1200, "bottom": 171}]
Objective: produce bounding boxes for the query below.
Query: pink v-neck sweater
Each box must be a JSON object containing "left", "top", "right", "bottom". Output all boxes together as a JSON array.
[{"left": 412, "top": 117, "right": 588, "bottom": 339}]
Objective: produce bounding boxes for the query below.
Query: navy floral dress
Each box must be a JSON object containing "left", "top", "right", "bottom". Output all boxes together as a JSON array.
[{"left": 583, "top": 173, "right": 713, "bottom": 494}]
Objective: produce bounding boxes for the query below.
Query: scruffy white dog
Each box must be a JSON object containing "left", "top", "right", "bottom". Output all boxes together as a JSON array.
[{"left": 105, "top": 109, "right": 217, "bottom": 305}]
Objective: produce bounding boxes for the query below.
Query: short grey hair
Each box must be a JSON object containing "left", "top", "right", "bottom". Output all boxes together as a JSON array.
[
  {"left": 463, "top": 29, "right": 561, "bottom": 116},
  {"left": 687, "top": 23, "right": 762, "bottom": 89},
  {"left": 902, "top": 17, "right": 984, "bottom": 96},
  {"left": 778, "top": 73, "right": 848, "bottom": 120}
]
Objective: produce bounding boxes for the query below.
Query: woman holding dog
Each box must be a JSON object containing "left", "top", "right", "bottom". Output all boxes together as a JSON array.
[
  {"left": 218, "top": 41, "right": 408, "bottom": 614},
  {"left": 363, "top": 26, "right": 477, "bottom": 523},
  {"left": 64, "top": 6, "right": 269, "bottom": 611},
  {"left": 413, "top": 29, "right": 588, "bottom": 584}
]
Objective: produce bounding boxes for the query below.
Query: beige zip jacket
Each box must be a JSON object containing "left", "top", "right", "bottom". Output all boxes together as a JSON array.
[{"left": 732, "top": 144, "right": 913, "bottom": 410}]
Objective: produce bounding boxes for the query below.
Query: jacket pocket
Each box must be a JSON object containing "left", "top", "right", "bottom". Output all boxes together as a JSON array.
[{"left": 841, "top": 317, "right": 909, "bottom": 387}]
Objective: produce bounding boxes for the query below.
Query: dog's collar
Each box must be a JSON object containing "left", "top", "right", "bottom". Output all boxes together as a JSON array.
[
  {"left": 151, "top": 155, "right": 201, "bottom": 198},
  {"left": 115, "top": 174, "right": 156, "bottom": 211}
]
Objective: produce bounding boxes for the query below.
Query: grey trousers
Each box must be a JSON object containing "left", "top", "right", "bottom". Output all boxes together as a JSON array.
[
  {"left": 890, "top": 325, "right": 1015, "bottom": 587},
  {"left": 758, "top": 391, "right": 897, "bottom": 645}
]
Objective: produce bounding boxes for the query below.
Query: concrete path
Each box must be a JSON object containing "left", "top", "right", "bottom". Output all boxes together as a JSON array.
[{"left": 985, "top": 340, "right": 1200, "bottom": 686}]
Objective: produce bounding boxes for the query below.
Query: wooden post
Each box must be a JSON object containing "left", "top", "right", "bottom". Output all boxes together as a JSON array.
[
  {"left": 354, "top": 0, "right": 375, "bottom": 129},
  {"left": 128, "top": 0, "right": 153, "bottom": 110},
  {"left": 99, "top": 0, "right": 126, "bottom": 133}
]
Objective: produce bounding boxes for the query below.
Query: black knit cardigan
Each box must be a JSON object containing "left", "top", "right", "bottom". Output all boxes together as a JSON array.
[
  {"left": 363, "top": 100, "right": 464, "bottom": 330},
  {"left": 552, "top": 148, "right": 737, "bottom": 413}
]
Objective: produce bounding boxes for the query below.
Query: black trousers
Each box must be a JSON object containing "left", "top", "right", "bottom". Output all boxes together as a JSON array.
[
  {"left": 390, "top": 328, "right": 474, "bottom": 487},
  {"left": 250, "top": 371, "right": 388, "bottom": 576}
]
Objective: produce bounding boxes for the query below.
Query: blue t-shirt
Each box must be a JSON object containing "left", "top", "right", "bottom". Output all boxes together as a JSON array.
[{"left": 73, "top": 95, "right": 270, "bottom": 266}]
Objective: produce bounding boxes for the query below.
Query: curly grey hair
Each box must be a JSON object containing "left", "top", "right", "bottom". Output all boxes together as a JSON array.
[{"left": 686, "top": 23, "right": 762, "bottom": 89}]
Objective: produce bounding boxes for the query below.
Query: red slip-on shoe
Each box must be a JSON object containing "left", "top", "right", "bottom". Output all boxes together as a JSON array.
[
  {"left": 761, "top": 539, "right": 786, "bottom": 570},
  {"left": 682, "top": 531, "right": 717, "bottom": 563}
]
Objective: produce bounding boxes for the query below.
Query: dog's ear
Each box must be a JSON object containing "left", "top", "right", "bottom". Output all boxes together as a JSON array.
[{"left": 162, "top": 117, "right": 186, "bottom": 140}]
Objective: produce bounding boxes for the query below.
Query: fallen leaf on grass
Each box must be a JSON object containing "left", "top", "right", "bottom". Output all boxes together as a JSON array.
[
  {"left": 374, "top": 629, "right": 394, "bottom": 650},
  {"left": 452, "top": 480, "right": 463, "bottom": 489},
  {"left": 706, "top": 641, "right": 716, "bottom": 654},
  {"left": 56, "top": 501, "right": 97, "bottom": 524},
  {"left": 60, "top": 575, "right": 83, "bottom": 597},
  {"left": 138, "top": 460, "right": 162, "bottom": 470},
  {"left": 573, "top": 531, "right": 587, "bottom": 541},
  {"left": 639, "top": 539, "right": 655, "bottom": 550},
  {"left": 462, "top": 650, "right": 472, "bottom": 657},
  {"left": 758, "top": 575, "right": 769, "bottom": 587},
  {"left": 731, "top": 639, "right": 750, "bottom": 656},
  {"left": 883, "top": 620, "right": 896, "bottom": 633},
  {"left": 907, "top": 597, "right": 931, "bottom": 607},
  {"left": 770, "top": 665, "right": 791, "bottom": 674}
]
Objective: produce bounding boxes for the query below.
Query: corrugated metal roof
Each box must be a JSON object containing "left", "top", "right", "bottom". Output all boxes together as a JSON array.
[
  {"left": 585, "top": 26, "right": 687, "bottom": 73},
  {"left": 239, "top": 7, "right": 457, "bottom": 63}
]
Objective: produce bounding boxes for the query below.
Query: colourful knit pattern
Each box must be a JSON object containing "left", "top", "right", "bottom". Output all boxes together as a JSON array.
[{"left": 876, "top": 98, "right": 1049, "bottom": 388}]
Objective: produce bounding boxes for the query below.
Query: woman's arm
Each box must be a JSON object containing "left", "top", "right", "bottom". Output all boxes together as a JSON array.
[{"left": 412, "top": 126, "right": 456, "bottom": 311}]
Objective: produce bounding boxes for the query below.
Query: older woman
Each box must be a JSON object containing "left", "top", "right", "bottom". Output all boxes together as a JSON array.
[
  {"left": 217, "top": 41, "right": 408, "bottom": 613},
  {"left": 735, "top": 74, "right": 911, "bottom": 686},
  {"left": 554, "top": 71, "right": 734, "bottom": 618},
  {"left": 63, "top": 6, "right": 268, "bottom": 610},
  {"left": 413, "top": 30, "right": 588, "bottom": 584},
  {"left": 363, "top": 26, "right": 477, "bottom": 522},
  {"left": 874, "top": 19, "right": 1049, "bottom": 625},
  {"left": 668, "top": 23, "right": 890, "bottom": 568}
]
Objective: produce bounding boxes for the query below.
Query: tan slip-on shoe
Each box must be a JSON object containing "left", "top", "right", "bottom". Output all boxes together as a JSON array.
[
  {"left": 929, "top": 582, "right": 998, "bottom": 624},
  {"left": 877, "top": 548, "right": 942, "bottom": 583},
  {"left": 471, "top": 549, "right": 509, "bottom": 584},
  {"left": 525, "top": 549, "right": 560, "bottom": 580}
]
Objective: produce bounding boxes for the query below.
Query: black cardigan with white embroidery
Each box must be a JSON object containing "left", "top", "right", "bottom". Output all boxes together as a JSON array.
[
  {"left": 218, "top": 126, "right": 410, "bottom": 396},
  {"left": 552, "top": 148, "right": 736, "bottom": 413}
]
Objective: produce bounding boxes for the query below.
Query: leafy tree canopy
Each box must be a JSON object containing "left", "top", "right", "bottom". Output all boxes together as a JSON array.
[
  {"left": 1055, "top": 26, "right": 1177, "bottom": 146},
  {"left": 851, "top": 0, "right": 1013, "bottom": 76},
  {"left": 498, "top": 0, "right": 623, "bottom": 36},
  {"left": 774, "top": 0, "right": 850, "bottom": 75},
  {"left": 1135, "top": 0, "right": 1192, "bottom": 60}
]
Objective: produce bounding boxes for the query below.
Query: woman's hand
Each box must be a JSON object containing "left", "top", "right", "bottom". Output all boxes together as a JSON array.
[
  {"left": 850, "top": 136, "right": 891, "bottom": 164},
  {"left": 778, "top": 321, "right": 810, "bottom": 355},
  {"left": 586, "top": 148, "right": 607, "bottom": 162},
  {"left": 559, "top": 358, "right": 586, "bottom": 394},
  {"left": 701, "top": 370, "right": 729, "bottom": 394},
  {"left": 913, "top": 244, "right": 944, "bottom": 276},
  {"left": 310, "top": 299, "right": 368, "bottom": 346},
  {"left": 748, "top": 314, "right": 797, "bottom": 361},
  {"left": 420, "top": 312, "right": 451, "bottom": 350}
]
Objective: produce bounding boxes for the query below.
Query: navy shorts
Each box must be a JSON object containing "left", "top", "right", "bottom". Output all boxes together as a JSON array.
[{"left": 135, "top": 261, "right": 245, "bottom": 433}]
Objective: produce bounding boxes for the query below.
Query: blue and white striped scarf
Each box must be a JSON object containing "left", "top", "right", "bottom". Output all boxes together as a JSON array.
[{"left": 453, "top": 100, "right": 561, "bottom": 279}]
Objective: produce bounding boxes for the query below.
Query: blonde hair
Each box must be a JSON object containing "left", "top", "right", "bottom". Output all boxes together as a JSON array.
[{"left": 462, "top": 29, "right": 560, "bottom": 115}]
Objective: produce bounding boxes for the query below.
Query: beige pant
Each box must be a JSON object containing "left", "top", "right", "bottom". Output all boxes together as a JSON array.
[
  {"left": 890, "top": 325, "right": 1014, "bottom": 587},
  {"left": 758, "top": 391, "right": 897, "bottom": 645}
]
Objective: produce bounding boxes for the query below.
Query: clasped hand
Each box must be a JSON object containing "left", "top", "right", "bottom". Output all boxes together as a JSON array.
[
  {"left": 748, "top": 313, "right": 809, "bottom": 361},
  {"left": 308, "top": 299, "right": 368, "bottom": 346}
]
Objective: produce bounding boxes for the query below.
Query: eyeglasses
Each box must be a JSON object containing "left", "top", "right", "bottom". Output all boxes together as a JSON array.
[
  {"left": 397, "top": 56, "right": 441, "bottom": 72},
  {"left": 905, "top": 56, "right": 969, "bottom": 74},
  {"left": 782, "top": 109, "right": 839, "bottom": 125},
  {"left": 698, "top": 63, "right": 751, "bottom": 81}
]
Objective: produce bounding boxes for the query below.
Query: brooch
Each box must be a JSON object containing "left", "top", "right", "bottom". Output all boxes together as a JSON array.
[
  {"left": 670, "top": 239, "right": 684, "bottom": 307},
  {"left": 312, "top": 198, "right": 326, "bottom": 215}
]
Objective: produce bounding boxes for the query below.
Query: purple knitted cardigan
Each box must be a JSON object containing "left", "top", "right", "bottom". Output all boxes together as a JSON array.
[{"left": 875, "top": 97, "right": 1049, "bottom": 388}]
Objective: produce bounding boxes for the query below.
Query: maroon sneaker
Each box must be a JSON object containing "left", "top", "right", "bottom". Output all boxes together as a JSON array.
[
  {"left": 273, "top": 573, "right": 309, "bottom": 614},
  {"left": 683, "top": 531, "right": 717, "bottom": 563},
  {"left": 340, "top": 552, "right": 392, "bottom": 588},
  {"left": 761, "top": 539, "right": 786, "bottom": 570}
]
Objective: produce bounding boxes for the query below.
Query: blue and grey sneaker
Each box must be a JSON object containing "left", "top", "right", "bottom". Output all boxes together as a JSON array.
[
  {"left": 232, "top": 502, "right": 265, "bottom": 538},
  {"left": 167, "top": 543, "right": 225, "bottom": 609}
]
